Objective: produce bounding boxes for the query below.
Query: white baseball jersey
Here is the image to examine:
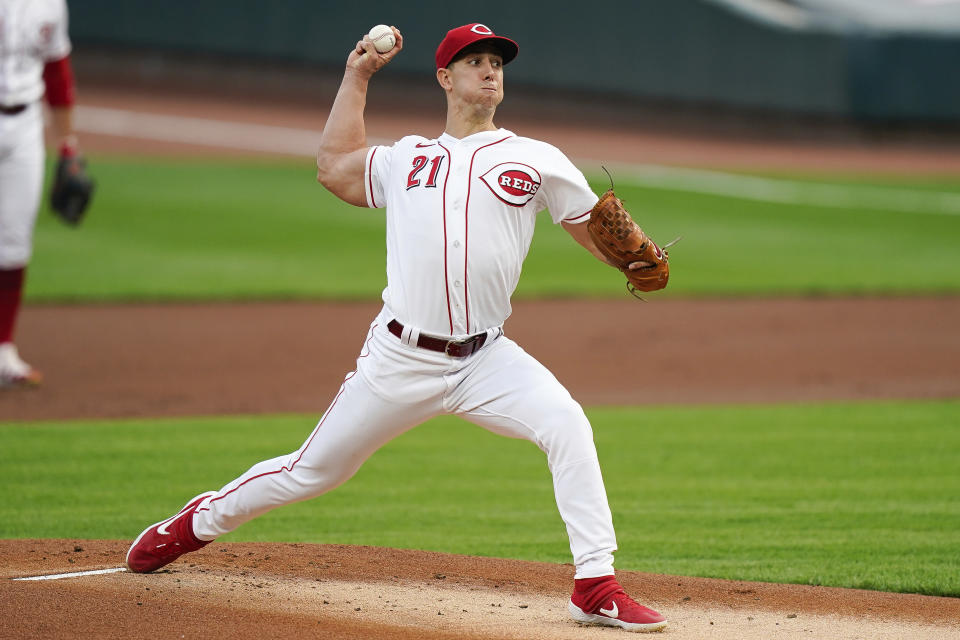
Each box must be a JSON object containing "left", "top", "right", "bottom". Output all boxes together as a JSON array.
[
  {"left": 0, "top": 0, "right": 70, "bottom": 268},
  {"left": 0, "top": 0, "right": 71, "bottom": 107},
  {"left": 191, "top": 127, "right": 621, "bottom": 580},
  {"left": 365, "top": 128, "right": 597, "bottom": 337}
]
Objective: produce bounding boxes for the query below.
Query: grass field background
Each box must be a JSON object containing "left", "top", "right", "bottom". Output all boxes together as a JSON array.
[
  {"left": 26, "top": 155, "right": 960, "bottom": 301},
  {"left": 6, "top": 154, "right": 959, "bottom": 599},
  {"left": 1, "top": 402, "right": 958, "bottom": 596}
]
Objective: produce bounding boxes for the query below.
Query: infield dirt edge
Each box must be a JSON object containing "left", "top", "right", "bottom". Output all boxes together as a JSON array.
[{"left": 2, "top": 539, "right": 959, "bottom": 640}]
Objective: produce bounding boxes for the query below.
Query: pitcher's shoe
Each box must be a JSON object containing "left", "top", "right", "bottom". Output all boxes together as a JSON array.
[
  {"left": 569, "top": 575, "right": 667, "bottom": 633},
  {"left": 126, "top": 492, "right": 217, "bottom": 573},
  {"left": 0, "top": 343, "right": 42, "bottom": 389}
]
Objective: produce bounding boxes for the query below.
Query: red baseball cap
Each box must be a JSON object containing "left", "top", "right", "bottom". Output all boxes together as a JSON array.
[{"left": 435, "top": 23, "right": 519, "bottom": 69}]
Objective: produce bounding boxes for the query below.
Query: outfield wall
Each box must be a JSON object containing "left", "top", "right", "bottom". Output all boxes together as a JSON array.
[{"left": 68, "top": 0, "right": 960, "bottom": 124}]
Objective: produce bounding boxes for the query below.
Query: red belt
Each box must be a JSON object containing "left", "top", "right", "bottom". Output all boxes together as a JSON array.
[
  {"left": 387, "top": 319, "right": 491, "bottom": 358},
  {"left": 0, "top": 104, "right": 27, "bottom": 115}
]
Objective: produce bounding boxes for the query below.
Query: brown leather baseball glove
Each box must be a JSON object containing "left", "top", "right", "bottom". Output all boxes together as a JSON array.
[{"left": 587, "top": 189, "right": 669, "bottom": 297}]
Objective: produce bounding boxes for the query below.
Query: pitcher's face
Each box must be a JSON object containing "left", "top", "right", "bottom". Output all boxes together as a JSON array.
[{"left": 444, "top": 50, "right": 505, "bottom": 109}]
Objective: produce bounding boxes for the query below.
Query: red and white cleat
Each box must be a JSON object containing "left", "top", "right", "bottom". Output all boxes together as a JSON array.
[
  {"left": 126, "top": 492, "right": 217, "bottom": 573},
  {"left": 569, "top": 575, "right": 668, "bottom": 633},
  {"left": 0, "top": 343, "right": 42, "bottom": 389}
]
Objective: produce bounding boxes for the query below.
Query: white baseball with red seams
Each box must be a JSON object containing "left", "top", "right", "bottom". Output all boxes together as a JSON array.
[{"left": 367, "top": 24, "right": 395, "bottom": 53}]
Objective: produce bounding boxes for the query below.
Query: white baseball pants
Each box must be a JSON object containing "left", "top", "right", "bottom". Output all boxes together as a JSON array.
[
  {"left": 0, "top": 103, "right": 45, "bottom": 269},
  {"left": 193, "top": 307, "right": 618, "bottom": 578}
]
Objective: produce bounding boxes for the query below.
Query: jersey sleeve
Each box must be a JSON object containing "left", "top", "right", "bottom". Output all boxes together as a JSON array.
[
  {"left": 541, "top": 149, "right": 598, "bottom": 225},
  {"left": 44, "top": 0, "right": 73, "bottom": 62},
  {"left": 364, "top": 144, "right": 393, "bottom": 209}
]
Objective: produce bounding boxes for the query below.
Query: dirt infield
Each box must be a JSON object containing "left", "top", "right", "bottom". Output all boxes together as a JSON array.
[
  {"left": 3, "top": 301, "right": 958, "bottom": 640},
  {"left": 4, "top": 77, "right": 960, "bottom": 638},
  {"left": 3, "top": 540, "right": 959, "bottom": 640},
  {"left": 3, "top": 297, "right": 960, "bottom": 421}
]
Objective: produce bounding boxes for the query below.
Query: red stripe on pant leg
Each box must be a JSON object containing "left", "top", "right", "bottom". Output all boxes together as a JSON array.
[
  {"left": 195, "top": 327, "right": 377, "bottom": 520},
  {"left": 200, "top": 371, "right": 357, "bottom": 510},
  {"left": 0, "top": 267, "right": 26, "bottom": 344}
]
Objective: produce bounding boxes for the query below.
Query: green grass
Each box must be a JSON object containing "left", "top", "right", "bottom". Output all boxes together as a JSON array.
[
  {"left": 30, "top": 156, "right": 390, "bottom": 301},
  {"left": 2, "top": 401, "right": 958, "bottom": 596},
  {"left": 26, "top": 155, "right": 960, "bottom": 301}
]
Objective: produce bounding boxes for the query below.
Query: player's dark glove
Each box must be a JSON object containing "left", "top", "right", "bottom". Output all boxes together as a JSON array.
[
  {"left": 587, "top": 188, "right": 671, "bottom": 298},
  {"left": 50, "top": 145, "right": 95, "bottom": 225}
]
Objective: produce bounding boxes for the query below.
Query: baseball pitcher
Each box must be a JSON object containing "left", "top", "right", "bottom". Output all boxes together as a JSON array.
[{"left": 126, "top": 23, "right": 669, "bottom": 633}]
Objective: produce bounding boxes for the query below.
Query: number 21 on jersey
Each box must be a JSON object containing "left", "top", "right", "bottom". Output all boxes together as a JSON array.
[{"left": 407, "top": 155, "right": 444, "bottom": 190}]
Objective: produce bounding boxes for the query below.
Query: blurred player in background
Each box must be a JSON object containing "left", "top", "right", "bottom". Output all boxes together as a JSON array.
[{"left": 0, "top": 0, "right": 82, "bottom": 387}]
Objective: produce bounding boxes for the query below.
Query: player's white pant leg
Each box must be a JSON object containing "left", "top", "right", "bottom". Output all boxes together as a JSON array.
[
  {"left": 0, "top": 104, "right": 45, "bottom": 269},
  {"left": 448, "top": 336, "right": 618, "bottom": 579},
  {"left": 193, "top": 316, "right": 445, "bottom": 540}
]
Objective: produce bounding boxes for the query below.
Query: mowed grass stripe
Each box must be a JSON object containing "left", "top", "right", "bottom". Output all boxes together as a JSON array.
[
  {"left": 2, "top": 401, "right": 958, "bottom": 596},
  {"left": 28, "top": 155, "right": 960, "bottom": 300}
]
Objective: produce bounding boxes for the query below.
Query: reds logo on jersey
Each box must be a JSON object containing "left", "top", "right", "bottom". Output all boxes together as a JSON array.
[{"left": 479, "top": 163, "right": 542, "bottom": 207}]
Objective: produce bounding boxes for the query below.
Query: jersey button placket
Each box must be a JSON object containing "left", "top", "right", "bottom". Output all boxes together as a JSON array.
[
  {"left": 446, "top": 156, "right": 469, "bottom": 335},
  {"left": 447, "top": 233, "right": 467, "bottom": 333}
]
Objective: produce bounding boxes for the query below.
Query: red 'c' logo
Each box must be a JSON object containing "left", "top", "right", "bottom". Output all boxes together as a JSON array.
[
  {"left": 471, "top": 24, "right": 494, "bottom": 35},
  {"left": 40, "top": 23, "right": 55, "bottom": 43}
]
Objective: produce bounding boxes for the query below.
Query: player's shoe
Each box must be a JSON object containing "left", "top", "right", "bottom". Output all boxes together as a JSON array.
[
  {"left": 126, "top": 492, "right": 217, "bottom": 573},
  {"left": 0, "top": 343, "right": 42, "bottom": 389},
  {"left": 568, "top": 575, "right": 667, "bottom": 633}
]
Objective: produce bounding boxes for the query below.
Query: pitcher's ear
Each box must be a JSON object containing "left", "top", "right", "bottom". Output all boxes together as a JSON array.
[{"left": 437, "top": 67, "right": 453, "bottom": 91}]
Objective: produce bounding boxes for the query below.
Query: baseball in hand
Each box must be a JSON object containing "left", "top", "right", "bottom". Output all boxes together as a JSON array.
[{"left": 368, "top": 24, "right": 396, "bottom": 53}]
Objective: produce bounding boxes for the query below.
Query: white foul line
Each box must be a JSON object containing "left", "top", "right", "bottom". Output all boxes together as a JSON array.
[
  {"left": 11, "top": 567, "right": 127, "bottom": 581},
  {"left": 75, "top": 105, "right": 392, "bottom": 156},
  {"left": 76, "top": 105, "right": 323, "bottom": 156},
  {"left": 75, "top": 105, "right": 960, "bottom": 216}
]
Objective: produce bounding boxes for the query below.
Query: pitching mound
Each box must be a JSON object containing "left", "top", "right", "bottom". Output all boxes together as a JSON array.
[{"left": 2, "top": 540, "right": 958, "bottom": 639}]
